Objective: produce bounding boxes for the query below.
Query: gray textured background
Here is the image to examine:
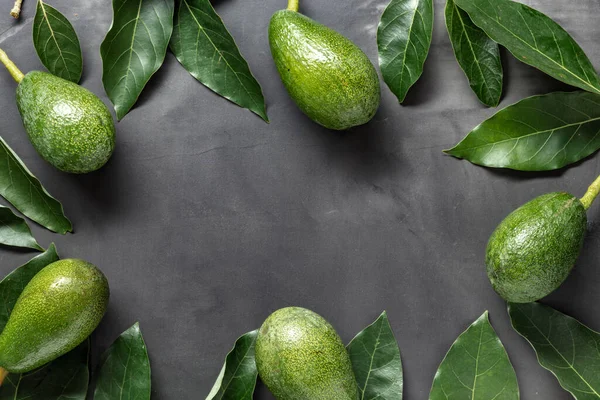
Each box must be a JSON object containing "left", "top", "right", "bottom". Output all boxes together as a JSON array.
[{"left": 0, "top": 0, "right": 598, "bottom": 398}]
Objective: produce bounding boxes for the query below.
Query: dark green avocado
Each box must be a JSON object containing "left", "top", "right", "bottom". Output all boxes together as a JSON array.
[
  {"left": 0, "top": 259, "right": 109, "bottom": 374},
  {"left": 269, "top": 5, "right": 380, "bottom": 130},
  {"left": 255, "top": 307, "right": 359, "bottom": 400}
]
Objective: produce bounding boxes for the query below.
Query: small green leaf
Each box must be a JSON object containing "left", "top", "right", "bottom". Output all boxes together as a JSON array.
[
  {"left": 0, "top": 205, "right": 43, "bottom": 251},
  {"left": 378, "top": 0, "right": 434, "bottom": 103},
  {"left": 347, "top": 311, "right": 403, "bottom": 400},
  {"left": 429, "top": 312, "right": 519, "bottom": 400},
  {"left": 453, "top": 0, "right": 600, "bottom": 95},
  {"left": 509, "top": 302, "right": 600, "bottom": 399},
  {"left": 0, "top": 137, "right": 72, "bottom": 233},
  {"left": 94, "top": 323, "right": 151, "bottom": 400},
  {"left": 100, "top": 0, "right": 174, "bottom": 120},
  {"left": 206, "top": 330, "right": 258, "bottom": 400},
  {"left": 445, "top": 0, "right": 502, "bottom": 107},
  {"left": 0, "top": 243, "right": 59, "bottom": 331},
  {"left": 170, "top": 0, "right": 268, "bottom": 122},
  {"left": 446, "top": 91, "right": 600, "bottom": 171},
  {"left": 33, "top": 0, "right": 83, "bottom": 83}
]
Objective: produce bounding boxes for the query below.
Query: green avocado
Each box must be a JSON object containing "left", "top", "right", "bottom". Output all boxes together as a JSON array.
[
  {"left": 486, "top": 192, "right": 587, "bottom": 303},
  {"left": 269, "top": 3, "right": 380, "bottom": 130},
  {"left": 0, "top": 259, "right": 109, "bottom": 374},
  {"left": 255, "top": 307, "right": 359, "bottom": 400}
]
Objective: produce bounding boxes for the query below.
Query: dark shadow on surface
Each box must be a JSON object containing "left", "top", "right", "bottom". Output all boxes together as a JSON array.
[
  {"left": 401, "top": 50, "right": 438, "bottom": 107},
  {"left": 128, "top": 53, "right": 179, "bottom": 113},
  {"left": 483, "top": 153, "right": 596, "bottom": 181}
]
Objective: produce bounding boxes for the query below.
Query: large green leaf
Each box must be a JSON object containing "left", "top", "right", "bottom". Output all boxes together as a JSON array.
[
  {"left": 0, "top": 137, "right": 72, "bottom": 234},
  {"left": 509, "top": 302, "right": 600, "bottom": 399},
  {"left": 378, "top": 0, "right": 434, "bottom": 103},
  {"left": 206, "top": 330, "right": 258, "bottom": 400},
  {"left": 170, "top": 0, "right": 268, "bottom": 122},
  {"left": 33, "top": 0, "right": 82, "bottom": 83},
  {"left": 445, "top": 91, "right": 600, "bottom": 171},
  {"left": 94, "top": 323, "right": 151, "bottom": 400},
  {"left": 429, "top": 312, "right": 519, "bottom": 400},
  {"left": 453, "top": 0, "right": 600, "bottom": 94},
  {"left": 0, "top": 205, "right": 43, "bottom": 251},
  {"left": 100, "top": 0, "right": 174, "bottom": 120},
  {"left": 445, "top": 0, "right": 502, "bottom": 107},
  {"left": 347, "top": 311, "right": 403, "bottom": 400}
]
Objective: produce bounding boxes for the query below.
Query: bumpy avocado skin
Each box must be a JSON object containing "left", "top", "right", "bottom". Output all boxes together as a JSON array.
[
  {"left": 16, "top": 71, "right": 115, "bottom": 174},
  {"left": 0, "top": 259, "right": 109, "bottom": 373},
  {"left": 486, "top": 192, "right": 587, "bottom": 303},
  {"left": 255, "top": 307, "right": 359, "bottom": 400},
  {"left": 269, "top": 10, "right": 380, "bottom": 130}
]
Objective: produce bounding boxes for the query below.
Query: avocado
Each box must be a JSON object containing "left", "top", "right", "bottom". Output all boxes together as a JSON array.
[
  {"left": 269, "top": 2, "right": 380, "bottom": 130},
  {"left": 0, "top": 259, "right": 109, "bottom": 374},
  {"left": 0, "top": 49, "right": 115, "bottom": 174},
  {"left": 255, "top": 307, "right": 359, "bottom": 400}
]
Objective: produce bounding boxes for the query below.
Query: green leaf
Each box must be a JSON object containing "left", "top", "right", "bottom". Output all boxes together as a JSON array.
[
  {"left": 0, "top": 137, "right": 72, "bottom": 233},
  {"left": 429, "top": 312, "right": 519, "bottom": 400},
  {"left": 33, "top": 0, "right": 82, "bottom": 83},
  {"left": 206, "top": 330, "right": 258, "bottom": 400},
  {"left": 0, "top": 244, "right": 59, "bottom": 330},
  {"left": 378, "top": 0, "right": 434, "bottom": 103},
  {"left": 94, "top": 322, "right": 151, "bottom": 400},
  {"left": 445, "top": 91, "right": 600, "bottom": 171},
  {"left": 347, "top": 311, "right": 403, "bottom": 400},
  {"left": 170, "top": 0, "right": 268, "bottom": 122},
  {"left": 100, "top": 0, "right": 174, "bottom": 120},
  {"left": 445, "top": 0, "right": 502, "bottom": 107},
  {"left": 453, "top": 0, "right": 600, "bottom": 95},
  {"left": 0, "top": 205, "right": 43, "bottom": 251},
  {"left": 509, "top": 302, "right": 600, "bottom": 399},
  {"left": 0, "top": 340, "right": 89, "bottom": 400}
]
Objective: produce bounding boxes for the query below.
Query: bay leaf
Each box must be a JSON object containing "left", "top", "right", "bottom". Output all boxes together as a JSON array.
[
  {"left": 429, "top": 312, "right": 519, "bottom": 400},
  {"left": 453, "top": 0, "right": 600, "bottom": 94},
  {"left": 0, "top": 137, "right": 72, "bottom": 233},
  {"left": 445, "top": 0, "right": 502, "bottom": 107},
  {"left": 445, "top": 91, "right": 600, "bottom": 171},
  {"left": 509, "top": 302, "right": 600, "bottom": 399},
  {"left": 100, "top": 0, "right": 174, "bottom": 120},
  {"left": 0, "top": 205, "right": 43, "bottom": 251},
  {"left": 378, "top": 0, "right": 434, "bottom": 103},
  {"left": 347, "top": 311, "right": 403, "bottom": 400},
  {"left": 170, "top": 0, "right": 268, "bottom": 122},
  {"left": 94, "top": 322, "right": 151, "bottom": 400},
  {"left": 33, "top": 0, "right": 82, "bottom": 83},
  {"left": 206, "top": 330, "right": 258, "bottom": 400}
]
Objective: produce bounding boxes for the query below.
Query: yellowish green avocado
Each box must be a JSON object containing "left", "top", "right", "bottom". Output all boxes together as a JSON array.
[{"left": 255, "top": 307, "right": 359, "bottom": 400}]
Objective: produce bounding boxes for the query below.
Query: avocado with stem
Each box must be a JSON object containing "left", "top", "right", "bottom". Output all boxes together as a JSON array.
[{"left": 0, "top": 49, "right": 115, "bottom": 174}]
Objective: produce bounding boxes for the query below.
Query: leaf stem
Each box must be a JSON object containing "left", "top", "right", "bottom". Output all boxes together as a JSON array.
[
  {"left": 580, "top": 175, "right": 600, "bottom": 210},
  {"left": 0, "top": 367, "right": 7, "bottom": 386},
  {"left": 10, "top": 0, "right": 22, "bottom": 18},
  {"left": 287, "top": 0, "right": 299, "bottom": 12},
  {"left": 0, "top": 49, "right": 24, "bottom": 83}
]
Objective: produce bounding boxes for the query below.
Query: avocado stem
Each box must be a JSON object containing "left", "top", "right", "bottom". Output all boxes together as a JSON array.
[
  {"left": 10, "top": 0, "right": 22, "bottom": 18},
  {"left": 287, "top": 0, "right": 299, "bottom": 11},
  {"left": 0, "top": 367, "right": 7, "bottom": 386},
  {"left": 580, "top": 175, "right": 600, "bottom": 210},
  {"left": 0, "top": 49, "right": 24, "bottom": 83}
]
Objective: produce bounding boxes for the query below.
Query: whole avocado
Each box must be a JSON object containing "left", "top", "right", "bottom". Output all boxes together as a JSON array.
[
  {"left": 0, "top": 259, "right": 109, "bottom": 374},
  {"left": 486, "top": 192, "right": 587, "bottom": 303},
  {"left": 269, "top": 2, "right": 380, "bottom": 130},
  {"left": 255, "top": 307, "right": 359, "bottom": 400}
]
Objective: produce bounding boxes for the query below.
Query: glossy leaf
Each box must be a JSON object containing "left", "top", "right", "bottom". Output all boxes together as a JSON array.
[
  {"left": 445, "top": 0, "right": 502, "bottom": 107},
  {"left": 0, "top": 137, "right": 72, "bottom": 233},
  {"left": 100, "top": 0, "right": 174, "bottom": 120},
  {"left": 0, "top": 205, "right": 43, "bottom": 251},
  {"left": 509, "top": 302, "right": 600, "bottom": 399},
  {"left": 170, "top": 0, "right": 268, "bottom": 122},
  {"left": 429, "top": 312, "right": 519, "bottom": 400},
  {"left": 378, "top": 0, "right": 434, "bottom": 103},
  {"left": 446, "top": 91, "right": 600, "bottom": 171},
  {"left": 33, "top": 0, "right": 82, "bottom": 83},
  {"left": 347, "top": 311, "right": 403, "bottom": 400},
  {"left": 206, "top": 330, "right": 258, "bottom": 400},
  {"left": 453, "top": 0, "right": 600, "bottom": 94},
  {"left": 94, "top": 323, "right": 151, "bottom": 400}
]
